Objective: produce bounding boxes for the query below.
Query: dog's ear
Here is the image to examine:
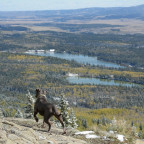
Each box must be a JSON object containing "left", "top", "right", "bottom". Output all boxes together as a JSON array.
[
  {"left": 36, "top": 89, "right": 40, "bottom": 93},
  {"left": 35, "top": 89, "right": 40, "bottom": 98}
]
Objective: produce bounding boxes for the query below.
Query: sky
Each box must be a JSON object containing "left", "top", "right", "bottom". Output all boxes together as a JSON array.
[{"left": 0, "top": 0, "right": 144, "bottom": 11}]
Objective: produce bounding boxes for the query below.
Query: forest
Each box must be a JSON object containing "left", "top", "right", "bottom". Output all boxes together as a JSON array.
[
  {"left": 0, "top": 52, "right": 144, "bottom": 141},
  {"left": 0, "top": 52, "right": 144, "bottom": 110},
  {"left": 0, "top": 27, "right": 144, "bottom": 68}
]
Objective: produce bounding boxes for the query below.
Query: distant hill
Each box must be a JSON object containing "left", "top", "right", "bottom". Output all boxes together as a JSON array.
[{"left": 0, "top": 4, "right": 144, "bottom": 21}]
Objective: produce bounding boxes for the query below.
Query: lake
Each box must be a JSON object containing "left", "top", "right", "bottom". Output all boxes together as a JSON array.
[
  {"left": 67, "top": 76, "right": 139, "bottom": 87},
  {"left": 25, "top": 51, "right": 139, "bottom": 87},
  {"left": 25, "top": 51, "right": 124, "bottom": 68}
]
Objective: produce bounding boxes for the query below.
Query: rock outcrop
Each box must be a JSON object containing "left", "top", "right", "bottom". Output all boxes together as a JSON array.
[{"left": 0, "top": 118, "right": 87, "bottom": 144}]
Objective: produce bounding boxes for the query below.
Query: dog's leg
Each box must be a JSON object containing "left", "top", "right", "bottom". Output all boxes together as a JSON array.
[
  {"left": 47, "top": 119, "right": 51, "bottom": 132},
  {"left": 44, "top": 115, "right": 52, "bottom": 132},
  {"left": 34, "top": 110, "right": 39, "bottom": 122},
  {"left": 41, "top": 119, "right": 45, "bottom": 128},
  {"left": 55, "top": 114, "right": 66, "bottom": 134}
]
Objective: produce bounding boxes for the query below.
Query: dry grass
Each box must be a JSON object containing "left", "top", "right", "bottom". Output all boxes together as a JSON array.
[
  {"left": 65, "top": 19, "right": 144, "bottom": 34},
  {"left": 1, "top": 17, "right": 144, "bottom": 34},
  {"left": 91, "top": 118, "right": 137, "bottom": 144},
  {"left": 27, "top": 26, "right": 67, "bottom": 32}
]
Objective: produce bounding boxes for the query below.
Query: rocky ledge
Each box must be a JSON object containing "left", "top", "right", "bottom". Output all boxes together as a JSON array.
[{"left": 0, "top": 118, "right": 87, "bottom": 144}]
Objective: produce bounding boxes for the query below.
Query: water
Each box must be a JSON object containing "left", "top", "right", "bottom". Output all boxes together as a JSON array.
[
  {"left": 67, "top": 76, "right": 139, "bottom": 87},
  {"left": 26, "top": 51, "right": 124, "bottom": 68},
  {"left": 25, "top": 51, "right": 138, "bottom": 87}
]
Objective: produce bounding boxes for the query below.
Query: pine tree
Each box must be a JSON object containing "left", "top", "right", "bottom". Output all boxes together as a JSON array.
[
  {"left": 92, "top": 118, "right": 97, "bottom": 124},
  {"left": 102, "top": 116, "right": 107, "bottom": 126},
  {"left": 14, "top": 109, "right": 23, "bottom": 118},
  {"left": 82, "top": 119, "right": 87, "bottom": 129},
  {"left": 139, "top": 123, "right": 143, "bottom": 131},
  {"left": 131, "top": 121, "right": 134, "bottom": 127},
  {"left": 69, "top": 108, "right": 78, "bottom": 129},
  {"left": 97, "top": 119, "right": 100, "bottom": 125},
  {"left": 24, "top": 90, "right": 35, "bottom": 119},
  {"left": 59, "top": 94, "right": 71, "bottom": 127},
  {"left": 0, "top": 108, "right": 4, "bottom": 118}
]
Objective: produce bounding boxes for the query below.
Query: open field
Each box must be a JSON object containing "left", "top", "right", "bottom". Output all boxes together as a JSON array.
[{"left": 1, "top": 17, "right": 144, "bottom": 34}]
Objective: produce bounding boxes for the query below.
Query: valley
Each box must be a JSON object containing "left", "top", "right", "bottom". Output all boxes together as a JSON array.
[{"left": 0, "top": 4, "right": 144, "bottom": 143}]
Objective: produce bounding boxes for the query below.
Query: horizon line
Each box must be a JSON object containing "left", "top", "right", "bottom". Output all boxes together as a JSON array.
[{"left": 0, "top": 4, "right": 143, "bottom": 12}]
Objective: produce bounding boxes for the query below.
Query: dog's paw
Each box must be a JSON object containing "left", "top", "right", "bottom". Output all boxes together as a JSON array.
[
  {"left": 41, "top": 124, "right": 45, "bottom": 128},
  {"left": 35, "top": 118, "right": 39, "bottom": 122},
  {"left": 62, "top": 131, "right": 66, "bottom": 135}
]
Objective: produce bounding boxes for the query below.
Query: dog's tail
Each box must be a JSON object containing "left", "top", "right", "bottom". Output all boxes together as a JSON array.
[
  {"left": 53, "top": 106, "right": 62, "bottom": 117},
  {"left": 54, "top": 112, "right": 62, "bottom": 117},
  {"left": 58, "top": 113, "right": 62, "bottom": 116}
]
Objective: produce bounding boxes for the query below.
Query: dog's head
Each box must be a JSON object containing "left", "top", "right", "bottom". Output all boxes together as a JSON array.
[{"left": 35, "top": 88, "right": 41, "bottom": 98}]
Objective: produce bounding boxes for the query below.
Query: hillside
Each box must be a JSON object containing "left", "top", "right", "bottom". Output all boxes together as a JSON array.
[{"left": 1, "top": 4, "right": 144, "bottom": 35}]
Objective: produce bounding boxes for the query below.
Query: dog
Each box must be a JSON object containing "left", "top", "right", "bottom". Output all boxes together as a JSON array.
[{"left": 34, "top": 89, "right": 66, "bottom": 134}]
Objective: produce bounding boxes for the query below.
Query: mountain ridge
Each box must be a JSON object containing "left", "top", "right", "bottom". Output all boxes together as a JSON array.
[{"left": 0, "top": 4, "right": 144, "bottom": 21}]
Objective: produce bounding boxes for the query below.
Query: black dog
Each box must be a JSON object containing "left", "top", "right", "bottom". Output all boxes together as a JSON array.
[{"left": 34, "top": 89, "right": 66, "bottom": 134}]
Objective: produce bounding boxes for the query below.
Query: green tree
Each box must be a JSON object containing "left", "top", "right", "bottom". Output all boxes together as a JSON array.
[
  {"left": 82, "top": 119, "right": 87, "bottom": 129},
  {"left": 14, "top": 109, "right": 23, "bottom": 118},
  {"left": 59, "top": 94, "right": 71, "bottom": 127},
  {"left": 24, "top": 90, "right": 34, "bottom": 119},
  {"left": 69, "top": 108, "right": 78, "bottom": 129},
  {"left": 0, "top": 108, "right": 4, "bottom": 118}
]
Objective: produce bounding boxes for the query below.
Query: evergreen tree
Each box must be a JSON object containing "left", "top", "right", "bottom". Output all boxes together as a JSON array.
[
  {"left": 139, "top": 123, "right": 143, "bottom": 131},
  {"left": 102, "top": 116, "right": 106, "bottom": 126},
  {"left": 69, "top": 108, "right": 78, "bottom": 129},
  {"left": 24, "top": 90, "right": 35, "bottom": 119},
  {"left": 97, "top": 119, "right": 100, "bottom": 125},
  {"left": 92, "top": 118, "right": 97, "bottom": 124},
  {"left": 0, "top": 108, "right": 4, "bottom": 118},
  {"left": 131, "top": 121, "right": 134, "bottom": 127},
  {"left": 59, "top": 94, "right": 71, "bottom": 127},
  {"left": 82, "top": 119, "right": 87, "bottom": 129},
  {"left": 2, "top": 110, "right": 12, "bottom": 117},
  {"left": 14, "top": 109, "right": 23, "bottom": 118}
]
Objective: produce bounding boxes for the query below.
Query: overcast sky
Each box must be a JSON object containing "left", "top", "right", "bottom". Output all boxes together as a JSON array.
[{"left": 0, "top": 0, "right": 144, "bottom": 11}]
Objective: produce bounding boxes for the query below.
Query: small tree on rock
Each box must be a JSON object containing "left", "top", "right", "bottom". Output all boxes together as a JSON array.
[
  {"left": 59, "top": 94, "right": 71, "bottom": 127},
  {"left": 14, "top": 109, "right": 23, "bottom": 118},
  {"left": 24, "top": 90, "right": 35, "bottom": 119},
  {"left": 0, "top": 108, "right": 4, "bottom": 118}
]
